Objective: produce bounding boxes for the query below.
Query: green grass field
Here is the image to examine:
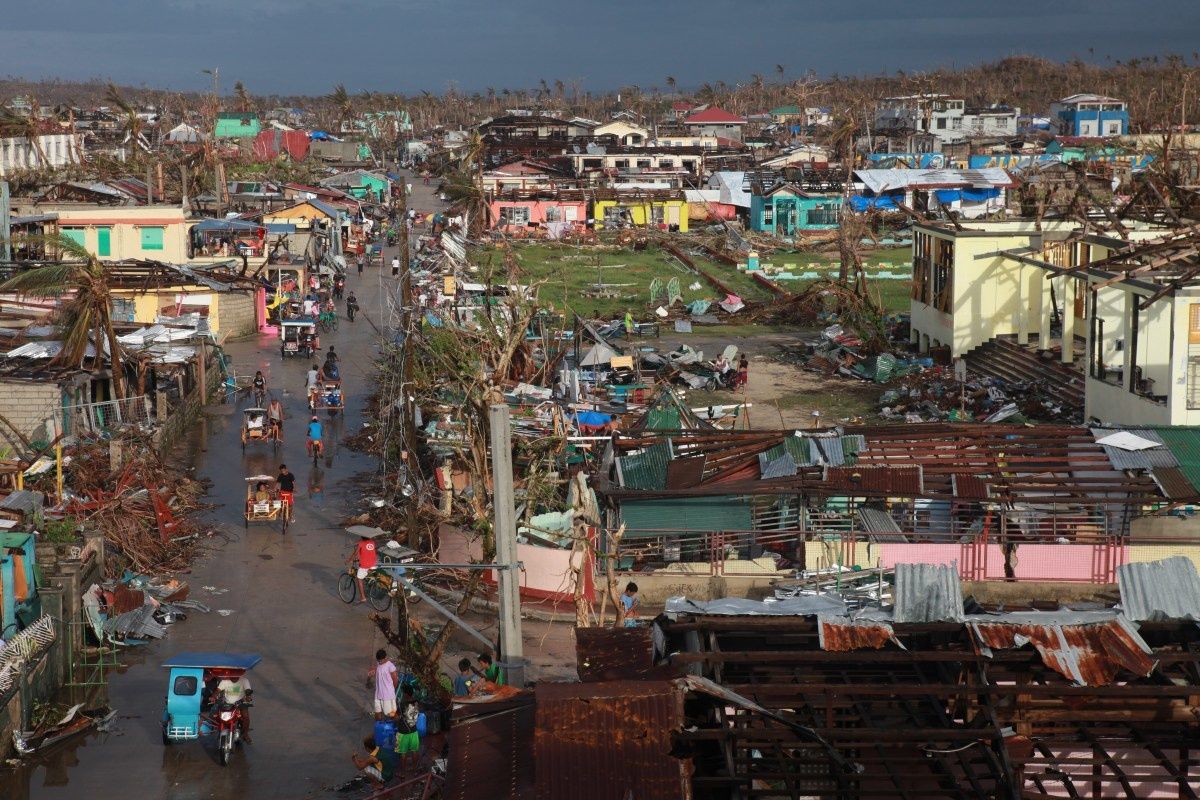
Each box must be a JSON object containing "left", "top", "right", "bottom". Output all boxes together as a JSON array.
[{"left": 468, "top": 242, "right": 913, "bottom": 319}]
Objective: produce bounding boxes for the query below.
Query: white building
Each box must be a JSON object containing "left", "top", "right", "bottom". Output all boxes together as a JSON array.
[
  {"left": 961, "top": 105, "right": 1021, "bottom": 138},
  {"left": 874, "top": 95, "right": 965, "bottom": 143},
  {"left": 0, "top": 133, "right": 83, "bottom": 175}
]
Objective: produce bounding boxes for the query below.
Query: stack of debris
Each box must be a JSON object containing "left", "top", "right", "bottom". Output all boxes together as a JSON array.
[{"left": 878, "top": 368, "right": 1079, "bottom": 424}]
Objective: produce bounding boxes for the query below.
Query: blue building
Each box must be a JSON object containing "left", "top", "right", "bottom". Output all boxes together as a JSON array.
[{"left": 1049, "top": 94, "right": 1128, "bottom": 138}]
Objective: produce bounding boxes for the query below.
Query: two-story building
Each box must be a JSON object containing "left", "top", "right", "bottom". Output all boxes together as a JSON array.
[
  {"left": 683, "top": 108, "right": 747, "bottom": 142},
  {"left": 1050, "top": 94, "right": 1129, "bottom": 138},
  {"left": 875, "top": 95, "right": 965, "bottom": 144}
]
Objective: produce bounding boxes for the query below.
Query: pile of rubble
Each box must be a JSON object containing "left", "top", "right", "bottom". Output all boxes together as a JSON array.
[{"left": 878, "top": 369, "right": 1080, "bottom": 424}]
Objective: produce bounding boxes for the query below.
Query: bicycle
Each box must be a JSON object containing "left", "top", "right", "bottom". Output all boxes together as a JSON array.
[{"left": 336, "top": 567, "right": 423, "bottom": 612}]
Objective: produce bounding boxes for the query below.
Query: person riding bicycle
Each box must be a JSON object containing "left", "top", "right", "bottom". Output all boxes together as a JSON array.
[
  {"left": 252, "top": 370, "right": 266, "bottom": 403},
  {"left": 322, "top": 355, "right": 340, "bottom": 382},
  {"left": 307, "top": 415, "right": 324, "bottom": 457},
  {"left": 346, "top": 292, "right": 359, "bottom": 322},
  {"left": 348, "top": 532, "right": 379, "bottom": 604}
]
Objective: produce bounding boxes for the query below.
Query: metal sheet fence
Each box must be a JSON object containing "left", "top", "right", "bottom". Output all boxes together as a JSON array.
[{"left": 64, "top": 395, "right": 151, "bottom": 436}]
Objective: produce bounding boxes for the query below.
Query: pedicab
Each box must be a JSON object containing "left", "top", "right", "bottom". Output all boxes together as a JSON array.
[
  {"left": 280, "top": 318, "right": 319, "bottom": 358},
  {"left": 312, "top": 379, "right": 345, "bottom": 417},
  {"left": 160, "top": 652, "right": 261, "bottom": 766},
  {"left": 244, "top": 475, "right": 289, "bottom": 533},
  {"left": 240, "top": 407, "right": 280, "bottom": 451}
]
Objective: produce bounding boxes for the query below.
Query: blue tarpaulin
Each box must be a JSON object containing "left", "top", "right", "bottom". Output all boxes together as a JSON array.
[
  {"left": 962, "top": 187, "right": 1000, "bottom": 202},
  {"left": 849, "top": 194, "right": 900, "bottom": 212},
  {"left": 935, "top": 189, "right": 961, "bottom": 204},
  {"left": 575, "top": 411, "right": 612, "bottom": 428}
]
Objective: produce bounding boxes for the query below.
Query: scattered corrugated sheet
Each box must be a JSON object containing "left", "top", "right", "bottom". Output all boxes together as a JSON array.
[
  {"left": 952, "top": 473, "right": 990, "bottom": 500},
  {"left": 817, "top": 616, "right": 904, "bottom": 651},
  {"left": 761, "top": 434, "right": 812, "bottom": 467},
  {"left": 1151, "top": 466, "right": 1196, "bottom": 499},
  {"left": 535, "top": 681, "right": 690, "bottom": 800},
  {"left": 808, "top": 434, "right": 845, "bottom": 466},
  {"left": 576, "top": 626, "right": 664, "bottom": 681},
  {"left": 855, "top": 507, "right": 906, "bottom": 542},
  {"left": 0, "top": 489, "right": 44, "bottom": 515},
  {"left": 970, "top": 616, "right": 1156, "bottom": 686},
  {"left": 825, "top": 465, "right": 923, "bottom": 495},
  {"left": 1117, "top": 556, "right": 1200, "bottom": 622},
  {"left": 758, "top": 451, "right": 797, "bottom": 479},
  {"left": 841, "top": 434, "right": 866, "bottom": 463},
  {"left": 104, "top": 605, "right": 165, "bottom": 640},
  {"left": 444, "top": 695, "right": 536, "bottom": 800},
  {"left": 664, "top": 455, "right": 705, "bottom": 489},
  {"left": 616, "top": 439, "right": 672, "bottom": 490},
  {"left": 892, "top": 562, "right": 964, "bottom": 623},
  {"left": 665, "top": 595, "right": 847, "bottom": 616},
  {"left": 1091, "top": 427, "right": 1179, "bottom": 470}
]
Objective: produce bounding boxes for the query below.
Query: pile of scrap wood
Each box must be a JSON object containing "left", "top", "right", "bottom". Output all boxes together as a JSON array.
[{"left": 49, "top": 433, "right": 211, "bottom": 575}]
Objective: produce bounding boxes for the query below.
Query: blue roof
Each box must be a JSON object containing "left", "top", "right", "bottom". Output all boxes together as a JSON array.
[
  {"left": 265, "top": 222, "right": 296, "bottom": 234},
  {"left": 192, "top": 218, "right": 263, "bottom": 233},
  {"left": 161, "top": 652, "right": 262, "bottom": 670},
  {"left": 308, "top": 199, "right": 341, "bottom": 218}
]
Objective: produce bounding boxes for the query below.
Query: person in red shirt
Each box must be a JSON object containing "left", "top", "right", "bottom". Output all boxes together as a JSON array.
[{"left": 349, "top": 535, "right": 378, "bottom": 603}]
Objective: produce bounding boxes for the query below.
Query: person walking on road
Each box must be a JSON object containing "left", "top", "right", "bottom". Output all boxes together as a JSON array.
[
  {"left": 346, "top": 292, "right": 359, "bottom": 322},
  {"left": 369, "top": 649, "right": 399, "bottom": 720},
  {"left": 357, "top": 252, "right": 365, "bottom": 275},
  {"left": 391, "top": 255, "right": 400, "bottom": 277}
]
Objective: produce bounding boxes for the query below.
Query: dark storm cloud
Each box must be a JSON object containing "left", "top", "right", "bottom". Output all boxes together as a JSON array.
[{"left": 2, "top": 0, "right": 1197, "bottom": 94}]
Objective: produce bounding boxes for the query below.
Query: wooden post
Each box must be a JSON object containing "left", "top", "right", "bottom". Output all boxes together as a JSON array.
[{"left": 156, "top": 162, "right": 165, "bottom": 202}]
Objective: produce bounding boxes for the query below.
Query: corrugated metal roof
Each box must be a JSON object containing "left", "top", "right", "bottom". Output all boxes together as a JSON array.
[
  {"left": 808, "top": 434, "right": 844, "bottom": 466},
  {"left": 1148, "top": 427, "right": 1200, "bottom": 493},
  {"left": 1090, "top": 427, "right": 1179, "bottom": 470},
  {"left": 1117, "top": 556, "right": 1200, "bottom": 622},
  {"left": 841, "top": 434, "right": 866, "bottom": 463},
  {"left": 534, "top": 681, "right": 690, "bottom": 800},
  {"left": 1151, "top": 466, "right": 1197, "bottom": 499},
  {"left": 619, "top": 495, "right": 752, "bottom": 537},
  {"left": 0, "top": 489, "right": 44, "bottom": 514},
  {"left": 952, "top": 473, "right": 990, "bottom": 500},
  {"left": 616, "top": 439, "right": 672, "bottom": 490},
  {"left": 758, "top": 451, "right": 798, "bottom": 479},
  {"left": 817, "top": 616, "right": 903, "bottom": 651},
  {"left": 892, "top": 562, "right": 964, "bottom": 623},
  {"left": 444, "top": 696, "right": 536, "bottom": 800},
  {"left": 825, "top": 465, "right": 924, "bottom": 495},
  {"left": 970, "top": 617, "right": 1156, "bottom": 686},
  {"left": 576, "top": 626, "right": 666, "bottom": 681},
  {"left": 856, "top": 507, "right": 903, "bottom": 535},
  {"left": 761, "top": 434, "right": 812, "bottom": 466}
]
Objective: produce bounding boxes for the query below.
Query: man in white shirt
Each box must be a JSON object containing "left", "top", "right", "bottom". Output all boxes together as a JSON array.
[
  {"left": 215, "top": 673, "right": 253, "bottom": 742},
  {"left": 391, "top": 256, "right": 401, "bottom": 277}
]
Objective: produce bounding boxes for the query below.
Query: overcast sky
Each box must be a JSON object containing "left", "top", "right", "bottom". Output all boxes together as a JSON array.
[{"left": 2, "top": 0, "right": 1199, "bottom": 96}]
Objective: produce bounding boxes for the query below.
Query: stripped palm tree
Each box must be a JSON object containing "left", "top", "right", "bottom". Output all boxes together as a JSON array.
[
  {"left": 104, "top": 82, "right": 149, "bottom": 164},
  {"left": 329, "top": 84, "right": 353, "bottom": 135},
  {"left": 0, "top": 97, "right": 49, "bottom": 168},
  {"left": 233, "top": 81, "right": 252, "bottom": 114},
  {"left": 0, "top": 233, "right": 127, "bottom": 399}
]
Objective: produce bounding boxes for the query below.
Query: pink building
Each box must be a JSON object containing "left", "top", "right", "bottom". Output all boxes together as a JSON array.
[{"left": 488, "top": 197, "right": 588, "bottom": 234}]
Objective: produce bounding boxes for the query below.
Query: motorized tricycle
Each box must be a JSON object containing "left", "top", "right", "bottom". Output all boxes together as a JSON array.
[
  {"left": 160, "top": 652, "right": 261, "bottom": 766},
  {"left": 280, "top": 318, "right": 319, "bottom": 359}
]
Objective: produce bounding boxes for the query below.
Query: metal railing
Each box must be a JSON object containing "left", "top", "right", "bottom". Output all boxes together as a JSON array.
[{"left": 64, "top": 394, "right": 152, "bottom": 435}]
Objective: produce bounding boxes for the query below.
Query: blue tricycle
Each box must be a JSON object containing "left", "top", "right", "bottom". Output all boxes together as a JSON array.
[{"left": 161, "top": 652, "right": 261, "bottom": 766}]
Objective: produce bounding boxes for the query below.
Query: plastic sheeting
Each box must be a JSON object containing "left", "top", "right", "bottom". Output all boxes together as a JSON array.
[{"left": 665, "top": 595, "right": 847, "bottom": 616}]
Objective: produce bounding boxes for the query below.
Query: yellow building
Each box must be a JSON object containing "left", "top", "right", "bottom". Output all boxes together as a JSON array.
[
  {"left": 47, "top": 205, "right": 191, "bottom": 262},
  {"left": 593, "top": 198, "right": 689, "bottom": 232}
]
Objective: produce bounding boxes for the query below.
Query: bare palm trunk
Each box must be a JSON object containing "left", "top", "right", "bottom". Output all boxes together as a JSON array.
[{"left": 103, "top": 313, "right": 127, "bottom": 400}]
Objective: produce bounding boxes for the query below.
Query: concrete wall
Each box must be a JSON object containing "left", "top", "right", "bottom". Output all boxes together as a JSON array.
[
  {"left": 215, "top": 289, "right": 258, "bottom": 340},
  {"left": 0, "top": 379, "right": 62, "bottom": 447},
  {"left": 51, "top": 206, "right": 189, "bottom": 262}
]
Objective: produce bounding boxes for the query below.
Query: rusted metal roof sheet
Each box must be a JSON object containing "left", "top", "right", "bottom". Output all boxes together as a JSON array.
[
  {"left": 825, "top": 465, "right": 924, "bottom": 495},
  {"left": 444, "top": 694, "right": 536, "bottom": 800},
  {"left": 576, "top": 626, "right": 669, "bottom": 681},
  {"left": 1151, "top": 466, "right": 1197, "bottom": 499},
  {"left": 893, "top": 562, "right": 964, "bottom": 623},
  {"left": 817, "top": 616, "right": 905, "bottom": 651},
  {"left": 1117, "top": 556, "right": 1200, "bottom": 622},
  {"left": 970, "top": 617, "right": 1156, "bottom": 686},
  {"left": 535, "top": 681, "right": 691, "bottom": 800},
  {"left": 616, "top": 439, "right": 673, "bottom": 490},
  {"left": 951, "top": 473, "right": 990, "bottom": 500}
]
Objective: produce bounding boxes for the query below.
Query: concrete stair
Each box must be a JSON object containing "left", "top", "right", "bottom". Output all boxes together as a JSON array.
[{"left": 962, "top": 335, "right": 1085, "bottom": 411}]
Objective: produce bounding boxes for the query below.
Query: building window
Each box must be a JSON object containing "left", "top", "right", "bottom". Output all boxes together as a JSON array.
[
  {"left": 603, "top": 206, "right": 627, "bottom": 226},
  {"left": 111, "top": 297, "right": 136, "bottom": 323},
  {"left": 140, "top": 226, "right": 165, "bottom": 251},
  {"left": 614, "top": 159, "right": 629, "bottom": 169},
  {"left": 545, "top": 206, "right": 562, "bottom": 223},
  {"left": 500, "top": 206, "right": 530, "bottom": 225},
  {"left": 659, "top": 159, "right": 674, "bottom": 168},
  {"left": 762, "top": 205, "right": 774, "bottom": 227},
  {"left": 636, "top": 159, "right": 652, "bottom": 169},
  {"left": 932, "top": 238, "right": 954, "bottom": 313},
  {"left": 60, "top": 226, "right": 86, "bottom": 248},
  {"left": 936, "top": 118, "right": 948, "bottom": 130},
  {"left": 913, "top": 232, "right": 930, "bottom": 302}
]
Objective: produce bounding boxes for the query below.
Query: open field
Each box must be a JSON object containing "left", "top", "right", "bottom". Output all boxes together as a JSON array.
[{"left": 469, "top": 241, "right": 913, "bottom": 319}]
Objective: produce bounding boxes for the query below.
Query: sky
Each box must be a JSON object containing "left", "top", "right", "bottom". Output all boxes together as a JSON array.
[{"left": 2, "top": 0, "right": 1200, "bottom": 96}]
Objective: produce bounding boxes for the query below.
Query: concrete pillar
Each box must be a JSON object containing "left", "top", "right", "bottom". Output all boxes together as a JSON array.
[
  {"left": 1017, "top": 266, "right": 1029, "bottom": 345},
  {"left": 919, "top": 333, "right": 930, "bottom": 354},
  {"left": 910, "top": 325, "right": 919, "bottom": 347},
  {"left": 1061, "top": 277, "right": 1076, "bottom": 364},
  {"left": 1122, "top": 292, "right": 1136, "bottom": 390},
  {"left": 1038, "top": 272, "right": 1051, "bottom": 346}
]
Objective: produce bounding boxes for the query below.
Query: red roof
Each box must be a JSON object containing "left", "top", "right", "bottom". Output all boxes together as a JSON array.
[
  {"left": 671, "top": 102, "right": 694, "bottom": 112},
  {"left": 685, "top": 107, "right": 746, "bottom": 125}
]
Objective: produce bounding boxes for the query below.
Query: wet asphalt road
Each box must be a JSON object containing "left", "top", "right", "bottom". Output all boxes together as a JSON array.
[{"left": 2, "top": 174, "right": 448, "bottom": 799}]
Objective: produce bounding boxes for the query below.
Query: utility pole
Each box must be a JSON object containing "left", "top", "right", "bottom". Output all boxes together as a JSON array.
[
  {"left": 489, "top": 404, "right": 525, "bottom": 687},
  {"left": 1, "top": 182, "right": 10, "bottom": 262},
  {"left": 397, "top": 177, "right": 419, "bottom": 549}
]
